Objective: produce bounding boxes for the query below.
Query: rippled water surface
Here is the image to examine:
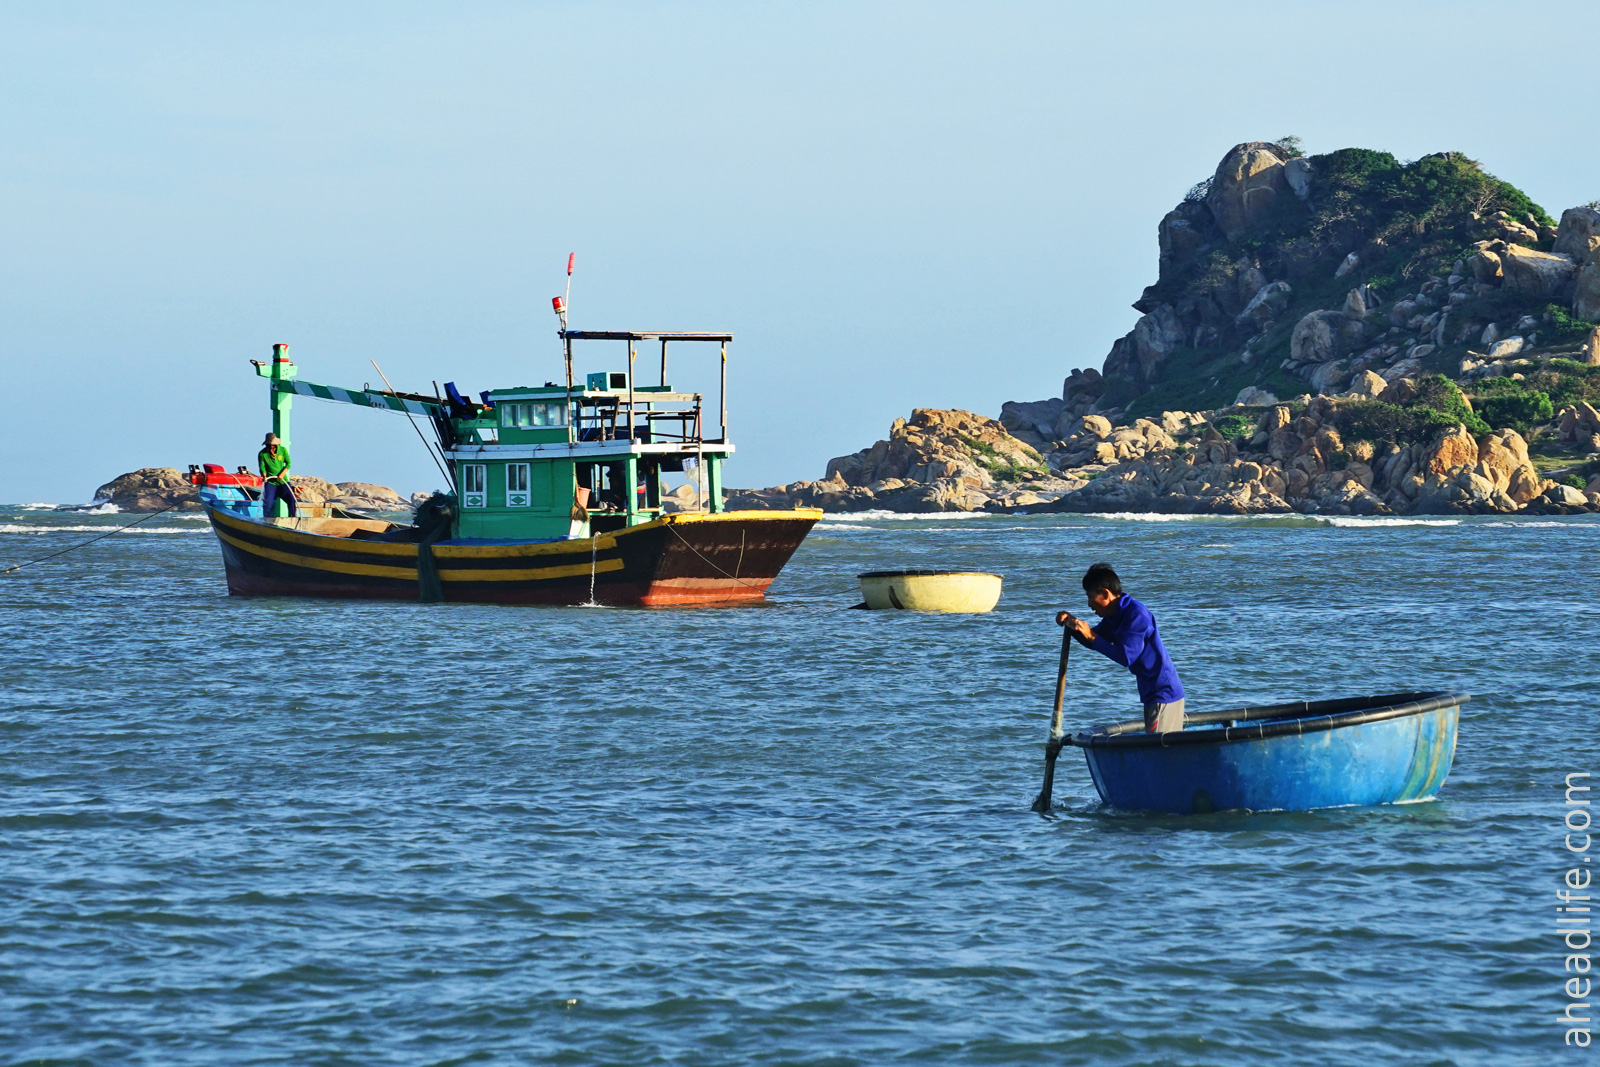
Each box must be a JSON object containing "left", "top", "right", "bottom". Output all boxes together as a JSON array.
[{"left": 3, "top": 504, "right": 1597, "bottom": 1065}]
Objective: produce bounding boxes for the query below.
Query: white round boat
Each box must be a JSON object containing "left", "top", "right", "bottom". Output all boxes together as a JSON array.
[{"left": 857, "top": 569, "right": 1003, "bottom": 613}]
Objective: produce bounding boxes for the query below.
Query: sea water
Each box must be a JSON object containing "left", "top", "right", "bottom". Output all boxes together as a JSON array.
[{"left": 2, "top": 504, "right": 1597, "bottom": 1065}]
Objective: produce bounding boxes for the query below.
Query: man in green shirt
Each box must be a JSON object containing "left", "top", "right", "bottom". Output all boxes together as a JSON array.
[{"left": 258, "top": 433, "right": 296, "bottom": 517}]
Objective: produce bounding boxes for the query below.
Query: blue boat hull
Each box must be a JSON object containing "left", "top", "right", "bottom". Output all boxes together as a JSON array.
[{"left": 1073, "top": 694, "right": 1462, "bottom": 815}]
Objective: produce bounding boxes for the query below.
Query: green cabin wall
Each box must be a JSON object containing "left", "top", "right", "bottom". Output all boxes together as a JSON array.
[{"left": 453, "top": 456, "right": 575, "bottom": 541}]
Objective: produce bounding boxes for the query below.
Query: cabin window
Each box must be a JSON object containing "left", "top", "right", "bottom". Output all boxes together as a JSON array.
[
  {"left": 501, "top": 401, "right": 567, "bottom": 428},
  {"left": 461, "top": 464, "right": 487, "bottom": 508},
  {"left": 506, "top": 463, "right": 531, "bottom": 507}
]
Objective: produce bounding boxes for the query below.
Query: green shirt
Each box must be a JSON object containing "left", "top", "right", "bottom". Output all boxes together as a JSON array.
[{"left": 258, "top": 445, "right": 291, "bottom": 482}]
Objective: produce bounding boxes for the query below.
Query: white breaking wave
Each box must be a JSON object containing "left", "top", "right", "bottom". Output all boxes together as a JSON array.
[
  {"left": 812, "top": 510, "right": 993, "bottom": 523},
  {"left": 0, "top": 524, "right": 208, "bottom": 535},
  {"left": 20, "top": 503, "right": 59, "bottom": 510},
  {"left": 1475, "top": 519, "right": 1600, "bottom": 529},
  {"left": 1319, "top": 516, "right": 1462, "bottom": 528},
  {"left": 1077, "top": 512, "right": 1265, "bottom": 522}
]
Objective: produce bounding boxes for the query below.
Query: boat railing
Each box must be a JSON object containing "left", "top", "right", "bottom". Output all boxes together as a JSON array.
[{"left": 561, "top": 329, "right": 730, "bottom": 447}]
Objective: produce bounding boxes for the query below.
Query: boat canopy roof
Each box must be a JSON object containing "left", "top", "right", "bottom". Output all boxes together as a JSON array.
[{"left": 561, "top": 330, "right": 732, "bottom": 342}]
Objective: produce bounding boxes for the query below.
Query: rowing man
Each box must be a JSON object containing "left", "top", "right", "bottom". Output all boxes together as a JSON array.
[{"left": 1057, "top": 563, "right": 1185, "bottom": 733}]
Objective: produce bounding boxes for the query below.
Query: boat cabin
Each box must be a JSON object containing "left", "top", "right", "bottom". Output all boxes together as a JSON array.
[{"left": 245, "top": 330, "right": 735, "bottom": 542}]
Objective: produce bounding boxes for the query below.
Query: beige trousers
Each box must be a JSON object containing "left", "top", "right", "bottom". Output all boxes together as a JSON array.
[{"left": 1144, "top": 698, "right": 1186, "bottom": 733}]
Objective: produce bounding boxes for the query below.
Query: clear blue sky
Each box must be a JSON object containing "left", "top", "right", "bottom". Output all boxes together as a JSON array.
[{"left": 3, "top": 1, "right": 1595, "bottom": 503}]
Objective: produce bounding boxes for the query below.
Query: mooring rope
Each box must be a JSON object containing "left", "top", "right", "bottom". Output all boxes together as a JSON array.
[
  {"left": 2, "top": 502, "right": 185, "bottom": 574},
  {"left": 666, "top": 522, "right": 764, "bottom": 591}
]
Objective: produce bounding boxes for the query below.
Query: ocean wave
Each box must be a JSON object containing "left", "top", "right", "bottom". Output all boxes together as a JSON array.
[
  {"left": 1474, "top": 519, "right": 1600, "bottom": 529},
  {"left": 0, "top": 524, "right": 208, "bottom": 535},
  {"left": 1077, "top": 512, "right": 1267, "bottom": 522},
  {"left": 1319, "top": 516, "right": 1462, "bottom": 528},
  {"left": 20, "top": 503, "right": 59, "bottom": 510},
  {"left": 811, "top": 510, "right": 993, "bottom": 523}
]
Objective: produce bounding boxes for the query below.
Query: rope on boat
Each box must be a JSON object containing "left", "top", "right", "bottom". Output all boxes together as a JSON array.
[
  {"left": 666, "top": 522, "right": 764, "bottom": 592},
  {"left": 2, "top": 502, "right": 184, "bottom": 574}
]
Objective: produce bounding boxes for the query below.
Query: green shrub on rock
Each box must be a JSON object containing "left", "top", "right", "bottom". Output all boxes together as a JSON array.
[
  {"left": 1476, "top": 390, "right": 1554, "bottom": 433},
  {"left": 1543, "top": 304, "right": 1598, "bottom": 346},
  {"left": 1333, "top": 393, "right": 1488, "bottom": 450},
  {"left": 1410, "top": 375, "right": 1491, "bottom": 436},
  {"left": 1211, "top": 414, "right": 1256, "bottom": 441}
]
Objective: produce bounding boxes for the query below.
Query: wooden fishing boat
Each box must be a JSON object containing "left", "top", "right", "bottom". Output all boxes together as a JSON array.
[
  {"left": 857, "top": 569, "right": 1002, "bottom": 612},
  {"left": 206, "top": 505, "right": 819, "bottom": 605},
  {"left": 1066, "top": 691, "right": 1467, "bottom": 815},
  {"left": 196, "top": 321, "right": 820, "bottom": 605}
]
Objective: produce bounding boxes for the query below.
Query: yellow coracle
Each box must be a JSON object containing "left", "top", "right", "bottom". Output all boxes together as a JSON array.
[{"left": 857, "top": 569, "right": 1003, "bottom": 613}]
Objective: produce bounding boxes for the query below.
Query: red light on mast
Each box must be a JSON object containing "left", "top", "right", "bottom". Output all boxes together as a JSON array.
[{"left": 552, "top": 296, "right": 566, "bottom": 314}]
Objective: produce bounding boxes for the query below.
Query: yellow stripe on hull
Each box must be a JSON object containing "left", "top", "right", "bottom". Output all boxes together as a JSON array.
[
  {"left": 436, "top": 558, "right": 624, "bottom": 582},
  {"left": 215, "top": 528, "right": 420, "bottom": 579}
]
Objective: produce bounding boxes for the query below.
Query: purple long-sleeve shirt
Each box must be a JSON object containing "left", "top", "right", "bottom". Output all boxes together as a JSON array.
[{"left": 1074, "top": 594, "right": 1184, "bottom": 705}]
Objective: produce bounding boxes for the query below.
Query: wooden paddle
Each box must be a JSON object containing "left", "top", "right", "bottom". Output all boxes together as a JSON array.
[{"left": 1030, "top": 622, "right": 1074, "bottom": 813}]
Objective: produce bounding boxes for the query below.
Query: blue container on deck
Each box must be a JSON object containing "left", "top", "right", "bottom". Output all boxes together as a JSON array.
[{"left": 1067, "top": 691, "right": 1467, "bottom": 815}]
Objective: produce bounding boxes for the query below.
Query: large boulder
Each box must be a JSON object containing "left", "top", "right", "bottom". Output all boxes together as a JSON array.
[
  {"left": 1234, "top": 386, "right": 1280, "bottom": 407},
  {"left": 1289, "top": 308, "right": 1366, "bottom": 365},
  {"left": 1486, "top": 336, "right": 1525, "bottom": 359},
  {"left": 287, "top": 475, "right": 339, "bottom": 503},
  {"left": 1284, "top": 157, "right": 1313, "bottom": 201},
  {"left": 999, "top": 397, "right": 1065, "bottom": 440},
  {"left": 1348, "top": 370, "right": 1387, "bottom": 398},
  {"left": 1130, "top": 304, "right": 1185, "bottom": 378},
  {"left": 1507, "top": 463, "right": 1544, "bottom": 505},
  {"left": 1061, "top": 367, "right": 1106, "bottom": 404},
  {"left": 1557, "top": 208, "right": 1600, "bottom": 320},
  {"left": 1554, "top": 206, "right": 1600, "bottom": 261},
  {"left": 1477, "top": 430, "right": 1529, "bottom": 491},
  {"left": 1157, "top": 200, "right": 1219, "bottom": 277},
  {"left": 1544, "top": 483, "right": 1590, "bottom": 508},
  {"left": 332, "top": 482, "right": 409, "bottom": 511},
  {"left": 1235, "top": 280, "right": 1292, "bottom": 327},
  {"left": 1080, "top": 414, "right": 1113, "bottom": 439},
  {"left": 826, "top": 408, "right": 1041, "bottom": 489},
  {"left": 1290, "top": 310, "right": 1338, "bottom": 363},
  {"left": 93, "top": 468, "right": 202, "bottom": 512},
  {"left": 1575, "top": 265, "right": 1600, "bottom": 322},
  {"left": 1206, "top": 143, "right": 1290, "bottom": 240},
  {"left": 1469, "top": 248, "right": 1503, "bottom": 284},
  {"left": 1103, "top": 304, "right": 1185, "bottom": 386},
  {"left": 1500, "top": 244, "right": 1578, "bottom": 301},
  {"left": 1424, "top": 425, "right": 1480, "bottom": 477}
]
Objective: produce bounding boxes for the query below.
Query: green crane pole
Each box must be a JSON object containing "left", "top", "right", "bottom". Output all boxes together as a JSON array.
[{"left": 265, "top": 343, "right": 298, "bottom": 448}]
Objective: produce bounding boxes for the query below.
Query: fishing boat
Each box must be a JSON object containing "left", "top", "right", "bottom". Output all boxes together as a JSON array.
[
  {"left": 1065, "top": 691, "right": 1467, "bottom": 815},
  {"left": 195, "top": 325, "right": 821, "bottom": 605}
]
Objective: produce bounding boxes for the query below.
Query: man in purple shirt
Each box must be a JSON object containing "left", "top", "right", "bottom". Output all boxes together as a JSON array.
[{"left": 1057, "top": 563, "right": 1186, "bottom": 733}]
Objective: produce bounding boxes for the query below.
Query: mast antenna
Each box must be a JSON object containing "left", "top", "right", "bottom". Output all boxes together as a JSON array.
[{"left": 551, "top": 252, "right": 574, "bottom": 335}]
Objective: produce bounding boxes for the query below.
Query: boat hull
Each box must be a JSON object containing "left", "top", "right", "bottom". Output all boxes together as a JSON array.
[
  {"left": 207, "top": 507, "right": 822, "bottom": 606},
  {"left": 858, "top": 570, "right": 1003, "bottom": 612},
  {"left": 1071, "top": 692, "right": 1464, "bottom": 815}
]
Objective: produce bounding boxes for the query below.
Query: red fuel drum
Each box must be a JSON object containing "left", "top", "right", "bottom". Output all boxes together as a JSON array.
[{"left": 189, "top": 464, "right": 264, "bottom": 489}]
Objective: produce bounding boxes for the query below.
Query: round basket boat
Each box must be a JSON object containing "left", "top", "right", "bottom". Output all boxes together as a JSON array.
[
  {"left": 1066, "top": 690, "right": 1468, "bottom": 815},
  {"left": 858, "top": 569, "right": 1003, "bottom": 613}
]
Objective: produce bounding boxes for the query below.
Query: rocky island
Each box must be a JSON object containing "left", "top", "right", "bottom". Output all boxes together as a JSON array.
[
  {"left": 731, "top": 140, "right": 1600, "bottom": 516},
  {"left": 90, "top": 468, "right": 418, "bottom": 513}
]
